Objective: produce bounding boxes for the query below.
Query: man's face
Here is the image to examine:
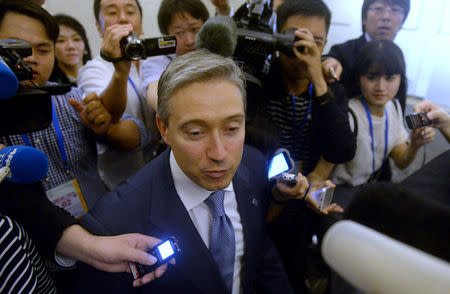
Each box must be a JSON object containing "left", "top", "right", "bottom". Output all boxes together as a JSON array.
[
  {"left": 279, "top": 15, "right": 327, "bottom": 80},
  {"left": 97, "top": 0, "right": 142, "bottom": 37},
  {"left": 363, "top": 1, "right": 405, "bottom": 40},
  {"left": 0, "top": 12, "right": 54, "bottom": 86},
  {"left": 167, "top": 12, "right": 204, "bottom": 56},
  {"left": 157, "top": 79, "right": 246, "bottom": 191}
]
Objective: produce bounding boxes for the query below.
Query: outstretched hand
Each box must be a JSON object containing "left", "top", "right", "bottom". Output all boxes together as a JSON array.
[
  {"left": 86, "top": 233, "right": 175, "bottom": 287},
  {"left": 69, "top": 92, "right": 112, "bottom": 136},
  {"left": 321, "top": 57, "right": 342, "bottom": 83},
  {"left": 305, "top": 180, "right": 343, "bottom": 215}
]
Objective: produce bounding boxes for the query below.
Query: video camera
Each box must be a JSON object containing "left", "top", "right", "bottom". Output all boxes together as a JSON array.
[
  {"left": 101, "top": 33, "right": 177, "bottom": 62},
  {"left": 120, "top": 33, "right": 176, "bottom": 61},
  {"left": 0, "top": 39, "right": 70, "bottom": 137},
  {"left": 233, "top": 0, "right": 299, "bottom": 74}
]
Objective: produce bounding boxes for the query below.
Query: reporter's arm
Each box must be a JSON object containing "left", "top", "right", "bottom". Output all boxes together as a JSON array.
[
  {"left": 56, "top": 224, "right": 169, "bottom": 287},
  {"left": 104, "top": 118, "right": 144, "bottom": 151},
  {"left": 391, "top": 127, "right": 435, "bottom": 169},
  {"left": 414, "top": 100, "right": 450, "bottom": 143},
  {"left": 266, "top": 173, "right": 309, "bottom": 223},
  {"left": 146, "top": 81, "right": 158, "bottom": 111},
  {"left": 69, "top": 94, "right": 151, "bottom": 152},
  {"left": 321, "top": 56, "right": 342, "bottom": 83}
]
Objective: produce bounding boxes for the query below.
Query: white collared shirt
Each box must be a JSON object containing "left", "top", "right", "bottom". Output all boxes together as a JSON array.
[{"left": 170, "top": 151, "right": 244, "bottom": 294}]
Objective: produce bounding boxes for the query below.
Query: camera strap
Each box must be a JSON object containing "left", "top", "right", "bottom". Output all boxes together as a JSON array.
[
  {"left": 100, "top": 49, "right": 124, "bottom": 63},
  {"left": 361, "top": 96, "right": 389, "bottom": 177}
]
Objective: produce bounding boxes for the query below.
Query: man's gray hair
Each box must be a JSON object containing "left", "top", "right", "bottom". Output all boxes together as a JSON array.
[{"left": 157, "top": 49, "right": 246, "bottom": 124}]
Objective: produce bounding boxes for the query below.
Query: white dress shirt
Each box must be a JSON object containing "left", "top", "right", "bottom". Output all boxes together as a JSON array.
[{"left": 170, "top": 151, "right": 244, "bottom": 294}]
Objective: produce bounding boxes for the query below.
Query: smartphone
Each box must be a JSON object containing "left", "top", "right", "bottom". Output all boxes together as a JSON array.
[
  {"left": 129, "top": 237, "right": 180, "bottom": 280},
  {"left": 268, "top": 149, "right": 294, "bottom": 180},
  {"left": 311, "top": 187, "right": 334, "bottom": 211}
]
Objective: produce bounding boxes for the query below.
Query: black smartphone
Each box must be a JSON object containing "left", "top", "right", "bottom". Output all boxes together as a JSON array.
[
  {"left": 129, "top": 237, "right": 180, "bottom": 280},
  {"left": 405, "top": 112, "right": 432, "bottom": 130}
]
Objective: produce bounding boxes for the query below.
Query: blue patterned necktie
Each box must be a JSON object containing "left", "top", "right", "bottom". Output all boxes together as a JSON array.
[{"left": 205, "top": 190, "right": 235, "bottom": 293}]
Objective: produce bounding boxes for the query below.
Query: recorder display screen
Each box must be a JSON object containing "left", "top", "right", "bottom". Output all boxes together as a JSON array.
[
  {"left": 158, "top": 241, "right": 174, "bottom": 260},
  {"left": 268, "top": 152, "right": 290, "bottom": 179}
]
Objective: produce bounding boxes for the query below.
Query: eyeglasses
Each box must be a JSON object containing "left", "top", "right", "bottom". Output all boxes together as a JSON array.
[{"left": 368, "top": 5, "right": 405, "bottom": 17}]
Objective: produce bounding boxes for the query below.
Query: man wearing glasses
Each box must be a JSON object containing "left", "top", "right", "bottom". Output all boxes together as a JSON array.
[{"left": 322, "top": 0, "right": 410, "bottom": 111}]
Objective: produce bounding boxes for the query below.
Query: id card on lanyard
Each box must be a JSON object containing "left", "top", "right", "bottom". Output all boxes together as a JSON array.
[
  {"left": 361, "top": 96, "right": 389, "bottom": 179},
  {"left": 22, "top": 100, "right": 88, "bottom": 218}
]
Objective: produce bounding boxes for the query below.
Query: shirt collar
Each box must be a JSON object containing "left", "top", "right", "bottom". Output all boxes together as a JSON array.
[{"left": 169, "top": 150, "right": 233, "bottom": 211}]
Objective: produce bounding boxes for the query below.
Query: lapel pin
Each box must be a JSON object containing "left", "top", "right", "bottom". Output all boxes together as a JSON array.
[{"left": 252, "top": 198, "right": 258, "bottom": 206}]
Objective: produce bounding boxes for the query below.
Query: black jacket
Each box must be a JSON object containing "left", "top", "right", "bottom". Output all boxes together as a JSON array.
[{"left": 327, "top": 35, "right": 406, "bottom": 112}]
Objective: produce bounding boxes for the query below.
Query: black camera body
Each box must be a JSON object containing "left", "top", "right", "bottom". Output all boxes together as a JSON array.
[
  {"left": 120, "top": 33, "right": 176, "bottom": 61},
  {"left": 405, "top": 112, "right": 433, "bottom": 130},
  {"left": 233, "top": 0, "right": 299, "bottom": 74},
  {"left": 0, "top": 39, "right": 70, "bottom": 137},
  {"left": 0, "top": 39, "right": 33, "bottom": 81}
]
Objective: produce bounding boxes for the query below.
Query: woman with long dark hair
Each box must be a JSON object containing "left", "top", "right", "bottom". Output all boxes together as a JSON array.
[{"left": 50, "top": 14, "right": 91, "bottom": 86}]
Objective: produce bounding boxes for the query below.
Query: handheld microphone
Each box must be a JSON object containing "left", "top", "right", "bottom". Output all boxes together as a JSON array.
[
  {"left": 322, "top": 220, "right": 450, "bottom": 294},
  {"left": 0, "top": 146, "right": 48, "bottom": 184},
  {"left": 195, "top": 15, "right": 238, "bottom": 57},
  {"left": 0, "top": 57, "right": 19, "bottom": 100}
]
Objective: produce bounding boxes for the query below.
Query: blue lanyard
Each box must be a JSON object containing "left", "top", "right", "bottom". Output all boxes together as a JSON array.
[
  {"left": 291, "top": 84, "right": 313, "bottom": 154},
  {"left": 128, "top": 77, "right": 148, "bottom": 124},
  {"left": 361, "top": 96, "right": 389, "bottom": 176},
  {"left": 21, "top": 100, "right": 69, "bottom": 172}
]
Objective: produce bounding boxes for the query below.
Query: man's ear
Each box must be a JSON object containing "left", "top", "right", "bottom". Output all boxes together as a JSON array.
[{"left": 156, "top": 115, "right": 170, "bottom": 146}]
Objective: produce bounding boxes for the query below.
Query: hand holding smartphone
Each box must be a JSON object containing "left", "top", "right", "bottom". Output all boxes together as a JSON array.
[{"left": 311, "top": 186, "right": 334, "bottom": 211}]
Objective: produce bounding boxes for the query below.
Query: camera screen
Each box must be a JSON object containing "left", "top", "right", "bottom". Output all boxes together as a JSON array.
[
  {"left": 268, "top": 152, "right": 290, "bottom": 179},
  {"left": 157, "top": 240, "right": 175, "bottom": 260}
]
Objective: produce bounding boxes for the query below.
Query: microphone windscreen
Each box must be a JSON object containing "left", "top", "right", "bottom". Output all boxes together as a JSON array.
[
  {"left": 322, "top": 220, "right": 450, "bottom": 294},
  {"left": 195, "top": 15, "right": 237, "bottom": 57},
  {"left": 0, "top": 57, "right": 19, "bottom": 99},
  {"left": 0, "top": 146, "right": 48, "bottom": 184},
  {"left": 344, "top": 183, "right": 450, "bottom": 262}
]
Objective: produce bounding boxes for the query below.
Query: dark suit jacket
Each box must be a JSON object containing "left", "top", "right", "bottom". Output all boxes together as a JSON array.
[
  {"left": 328, "top": 35, "right": 406, "bottom": 112},
  {"left": 78, "top": 145, "right": 292, "bottom": 294}
]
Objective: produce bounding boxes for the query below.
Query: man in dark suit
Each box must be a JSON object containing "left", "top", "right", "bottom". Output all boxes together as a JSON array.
[
  {"left": 77, "top": 50, "right": 294, "bottom": 294},
  {"left": 322, "top": 0, "right": 410, "bottom": 111}
]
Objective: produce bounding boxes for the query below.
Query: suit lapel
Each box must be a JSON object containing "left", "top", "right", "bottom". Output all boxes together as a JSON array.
[
  {"left": 233, "top": 162, "right": 260, "bottom": 292},
  {"left": 149, "top": 150, "right": 228, "bottom": 294}
]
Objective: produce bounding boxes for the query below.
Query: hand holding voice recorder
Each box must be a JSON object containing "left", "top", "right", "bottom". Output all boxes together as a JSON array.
[
  {"left": 129, "top": 237, "right": 180, "bottom": 280},
  {"left": 268, "top": 149, "right": 297, "bottom": 186}
]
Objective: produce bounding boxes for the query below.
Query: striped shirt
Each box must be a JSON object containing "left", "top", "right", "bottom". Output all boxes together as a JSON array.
[
  {"left": 265, "top": 92, "right": 315, "bottom": 174},
  {"left": 0, "top": 215, "right": 57, "bottom": 294}
]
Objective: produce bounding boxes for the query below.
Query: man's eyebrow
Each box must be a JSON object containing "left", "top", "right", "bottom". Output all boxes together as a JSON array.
[
  {"left": 179, "top": 114, "right": 245, "bottom": 129},
  {"left": 104, "top": 3, "right": 118, "bottom": 9},
  {"left": 223, "top": 114, "right": 245, "bottom": 122},
  {"left": 37, "top": 42, "right": 53, "bottom": 48}
]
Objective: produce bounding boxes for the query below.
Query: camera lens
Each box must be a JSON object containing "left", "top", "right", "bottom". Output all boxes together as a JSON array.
[{"left": 124, "top": 43, "right": 145, "bottom": 60}]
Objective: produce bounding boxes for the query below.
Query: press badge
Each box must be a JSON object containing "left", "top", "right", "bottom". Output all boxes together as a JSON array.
[{"left": 45, "top": 179, "right": 88, "bottom": 218}]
